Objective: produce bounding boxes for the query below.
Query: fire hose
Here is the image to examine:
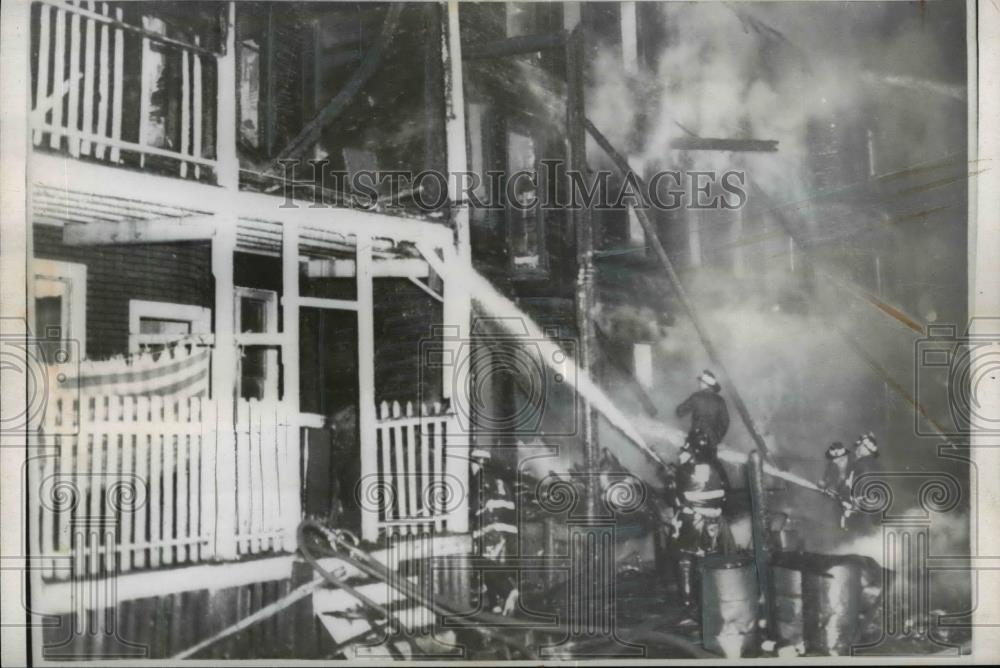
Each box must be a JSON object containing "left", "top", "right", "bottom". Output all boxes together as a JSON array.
[
  {"left": 297, "top": 520, "right": 713, "bottom": 659},
  {"left": 296, "top": 519, "right": 537, "bottom": 658},
  {"left": 174, "top": 518, "right": 712, "bottom": 659},
  {"left": 171, "top": 519, "right": 535, "bottom": 659}
]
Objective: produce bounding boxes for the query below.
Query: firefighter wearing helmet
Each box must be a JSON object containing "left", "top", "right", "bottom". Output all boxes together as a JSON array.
[
  {"left": 670, "top": 428, "right": 735, "bottom": 624},
  {"left": 844, "top": 432, "right": 881, "bottom": 533},
  {"left": 676, "top": 370, "right": 731, "bottom": 450},
  {"left": 818, "top": 441, "right": 854, "bottom": 530}
]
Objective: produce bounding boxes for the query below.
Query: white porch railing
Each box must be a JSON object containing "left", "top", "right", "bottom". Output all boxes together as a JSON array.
[
  {"left": 233, "top": 399, "right": 297, "bottom": 556},
  {"left": 31, "top": 0, "right": 218, "bottom": 180},
  {"left": 33, "top": 394, "right": 298, "bottom": 581},
  {"left": 366, "top": 401, "right": 465, "bottom": 541}
]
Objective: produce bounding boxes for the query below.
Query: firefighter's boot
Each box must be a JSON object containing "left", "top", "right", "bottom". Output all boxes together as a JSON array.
[{"left": 675, "top": 556, "right": 699, "bottom": 627}]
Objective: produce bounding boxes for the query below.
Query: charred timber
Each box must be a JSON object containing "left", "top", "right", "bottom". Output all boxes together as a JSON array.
[{"left": 670, "top": 137, "right": 779, "bottom": 152}]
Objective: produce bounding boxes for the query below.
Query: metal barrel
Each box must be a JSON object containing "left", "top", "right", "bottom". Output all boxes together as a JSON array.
[
  {"left": 800, "top": 554, "right": 864, "bottom": 655},
  {"left": 771, "top": 562, "right": 804, "bottom": 647},
  {"left": 700, "top": 553, "right": 760, "bottom": 658}
]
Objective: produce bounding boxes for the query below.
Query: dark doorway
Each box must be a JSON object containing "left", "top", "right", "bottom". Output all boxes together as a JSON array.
[{"left": 299, "top": 307, "right": 361, "bottom": 533}]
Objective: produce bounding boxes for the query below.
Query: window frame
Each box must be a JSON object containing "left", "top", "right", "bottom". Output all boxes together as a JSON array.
[
  {"left": 233, "top": 287, "right": 280, "bottom": 401},
  {"left": 128, "top": 299, "right": 211, "bottom": 354},
  {"left": 33, "top": 259, "right": 88, "bottom": 359},
  {"left": 503, "top": 122, "right": 548, "bottom": 278}
]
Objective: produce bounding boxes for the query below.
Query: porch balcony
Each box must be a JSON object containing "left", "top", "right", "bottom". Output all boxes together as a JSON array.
[
  {"left": 30, "top": 0, "right": 225, "bottom": 185},
  {"left": 29, "top": 0, "right": 448, "bottom": 217}
]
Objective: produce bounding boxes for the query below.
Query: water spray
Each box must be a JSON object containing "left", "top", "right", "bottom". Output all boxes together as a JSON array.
[{"left": 717, "top": 446, "right": 825, "bottom": 494}]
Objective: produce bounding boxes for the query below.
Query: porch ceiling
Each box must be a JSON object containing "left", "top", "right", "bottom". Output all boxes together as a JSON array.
[
  {"left": 32, "top": 184, "right": 212, "bottom": 227},
  {"left": 236, "top": 217, "right": 419, "bottom": 260},
  {"left": 31, "top": 154, "right": 456, "bottom": 252},
  {"left": 32, "top": 183, "right": 428, "bottom": 261}
]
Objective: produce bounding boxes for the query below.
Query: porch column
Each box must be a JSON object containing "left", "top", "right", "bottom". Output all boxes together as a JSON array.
[
  {"left": 440, "top": 1, "right": 472, "bottom": 364},
  {"left": 443, "top": 245, "right": 470, "bottom": 534},
  {"left": 356, "top": 234, "right": 379, "bottom": 542},
  {"left": 209, "top": 0, "right": 238, "bottom": 560},
  {"left": 441, "top": 1, "right": 471, "bottom": 533},
  {"left": 281, "top": 221, "right": 301, "bottom": 551},
  {"left": 211, "top": 220, "right": 238, "bottom": 560},
  {"left": 215, "top": 2, "right": 239, "bottom": 190},
  {"left": 441, "top": 1, "right": 471, "bottom": 267}
]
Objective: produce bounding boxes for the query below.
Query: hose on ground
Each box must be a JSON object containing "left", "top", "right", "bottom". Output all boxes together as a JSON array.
[{"left": 297, "top": 519, "right": 536, "bottom": 658}]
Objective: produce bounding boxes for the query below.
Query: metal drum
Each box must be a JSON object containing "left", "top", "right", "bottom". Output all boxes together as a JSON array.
[
  {"left": 801, "top": 555, "right": 863, "bottom": 656},
  {"left": 700, "top": 553, "right": 760, "bottom": 658},
  {"left": 771, "top": 561, "right": 804, "bottom": 647}
]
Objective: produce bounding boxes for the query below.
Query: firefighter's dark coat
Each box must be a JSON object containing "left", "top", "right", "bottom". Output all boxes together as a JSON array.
[{"left": 676, "top": 389, "right": 731, "bottom": 446}]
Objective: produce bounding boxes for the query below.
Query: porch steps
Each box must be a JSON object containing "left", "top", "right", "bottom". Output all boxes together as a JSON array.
[
  {"left": 313, "top": 576, "right": 420, "bottom": 611},
  {"left": 306, "top": 533, "right": 472, "bottom": 657},
  {"left": 311, "top": 571, "right": 449, "bottom": 657}
]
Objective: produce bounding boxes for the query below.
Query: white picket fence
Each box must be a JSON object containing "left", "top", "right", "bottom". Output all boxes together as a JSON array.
[
  {"left": 370, "top": 401, "right": 464, "bottom": 540},
  {"left": 34, "top": 394, "right": 297, "bottom": 580},
  {"left": 31, "top": 0, "right": 217, "bottom": 179},
  {"left": 233, "top": 399, "right": 297, "bottom": 556}
]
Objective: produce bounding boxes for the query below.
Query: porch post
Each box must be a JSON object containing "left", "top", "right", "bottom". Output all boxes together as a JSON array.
[
  {"left": 211, "top": 220, "right": 238, "bottom": 560},
  {"left": 441, "top": 1, "right": 471, "bottom": 533},
  {"left": 441, "top": 0, "right": 470, "bottom": 269},
  {"left": 440, "top": 0, "right": 472, "bottom": 363},
  {"left": 281, "top": 221, "right": 301, "bottom": 551},
  {"left": 356, "top": 234, "right": 379, "bottom": 543},
  {"left": 215, "top": 2, "right": 239, "bottom": 190},
  {"left": 209, "top": 1, "right": 239, "bottom": 560},
  {"left": 442, "top": 247, "right": 470, "bottom": 534}
]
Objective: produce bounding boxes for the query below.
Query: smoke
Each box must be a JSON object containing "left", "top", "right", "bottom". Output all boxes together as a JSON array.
[
  {"left": 584, "top": 1, "right": 968, "bottom": 475},
  {"left": 588, "top": 2, "right": 965, "bottom": 181},
  {"left": 828, "top": 509, "right": 972, "bottom": 626}
]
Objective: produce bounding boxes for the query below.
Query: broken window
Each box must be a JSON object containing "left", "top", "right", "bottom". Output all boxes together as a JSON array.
[
  {"left": 238, "top": 39, "right": 261, "bottom": 149},
  {"left": 506, "top": 128, "right": 546, "bottom": 273}
]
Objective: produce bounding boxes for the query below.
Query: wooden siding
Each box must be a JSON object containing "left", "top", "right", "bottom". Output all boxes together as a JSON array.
[{"left": 33, "top": 223, "right": 212, "bottom": 360}]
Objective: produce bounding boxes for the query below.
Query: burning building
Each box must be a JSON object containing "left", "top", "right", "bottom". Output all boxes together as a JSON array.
[{"left": 10, "top": 0, "right": 975, "bottom": 661}]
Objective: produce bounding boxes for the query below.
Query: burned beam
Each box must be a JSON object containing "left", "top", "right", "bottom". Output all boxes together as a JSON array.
[
  {"left": 670, "top": 137, "right": 779, "bottom": 152},
  {"left": 268, "top": 3, "right": 404, "bottom": 168},
  {"left": 462, "top": 31, "right": 568, "bottom": 60}
]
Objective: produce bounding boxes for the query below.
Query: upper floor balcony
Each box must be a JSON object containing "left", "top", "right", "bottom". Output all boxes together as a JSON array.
[
  {"left": 29, "top": 0, "right": 450, "bottom": 219},
  {"left": 30, "top": 0, "right": 225, "bottom": 183}
]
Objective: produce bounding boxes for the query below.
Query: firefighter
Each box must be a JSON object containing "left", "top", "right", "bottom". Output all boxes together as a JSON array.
[
  {"left": 817, "top": 441, "right": 854, "bottom": 530},
  {"left": 676, "top": 370, "right": 731, "bottom": 450},
  {"left": 844, "top": 432, "right": 881, "bottom": 533},
  {"left": 848, "top": 432, "right": 881, "bottom": 482},
  {"left": 472, "top": 451, "right": 519, "bottom": 616},
  {"left": 671, "top": 429, "right": 735, "bottom": 624}
]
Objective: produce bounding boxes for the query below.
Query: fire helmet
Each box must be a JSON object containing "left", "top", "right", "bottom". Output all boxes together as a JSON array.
[{"left": 825, "top": 441, "right": 849, "bottom": 459}]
